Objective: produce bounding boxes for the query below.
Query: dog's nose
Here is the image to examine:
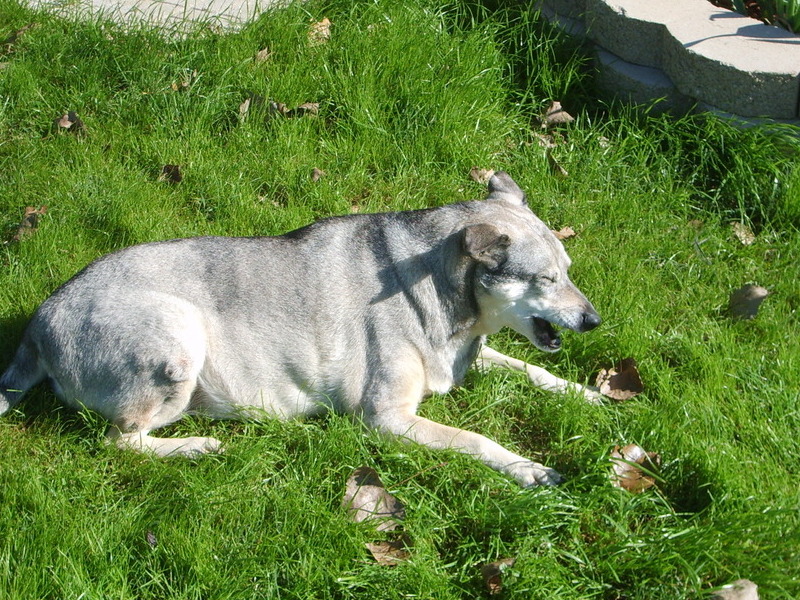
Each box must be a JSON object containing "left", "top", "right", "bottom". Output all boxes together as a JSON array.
[{"left": 581, "top": 311, "right": 601, "bottom": 331}]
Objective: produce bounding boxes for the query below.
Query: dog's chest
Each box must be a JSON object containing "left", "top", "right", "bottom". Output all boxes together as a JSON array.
[{"left": 423, "top": 337, "right": 481, "bottom": 395}]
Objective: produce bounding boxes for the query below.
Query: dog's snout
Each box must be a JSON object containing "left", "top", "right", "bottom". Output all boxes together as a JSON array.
[{"left": 581, "top": 310, "right": 601, "bottom": 332}]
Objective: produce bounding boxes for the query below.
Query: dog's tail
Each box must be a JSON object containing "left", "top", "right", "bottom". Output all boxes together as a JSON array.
[{"left": 0, "top": 338, "right": 45, "bottom": 415}]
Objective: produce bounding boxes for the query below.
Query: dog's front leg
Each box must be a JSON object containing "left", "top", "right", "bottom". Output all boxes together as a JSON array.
[
  {"left": 477, "top": 345, "right": 602, "bottom": 404},
  {"left": 368, "top": 410, "right": 562, "bottom": 487}
]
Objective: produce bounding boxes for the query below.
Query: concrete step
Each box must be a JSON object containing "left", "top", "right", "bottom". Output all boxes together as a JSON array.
[{"left": 539, "top": 0, "right": 800, "bottom": 122}]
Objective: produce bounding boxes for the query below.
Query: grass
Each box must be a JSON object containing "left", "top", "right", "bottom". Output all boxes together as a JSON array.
[{"left": 1, "top": 0, "right": 799, "bottom": 597}]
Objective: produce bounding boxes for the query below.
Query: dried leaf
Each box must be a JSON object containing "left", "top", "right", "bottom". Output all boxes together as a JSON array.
[
  {"left": 311, "top": 167, "right": 326, "bottom": 182},
  {"left": 308, "top": 17, "right": 332, "bottom": 46},
  {"left": 595, "top": 358, "right": 643, "bottom": 401},
  {"left": 732, "top": 222, "right": 755, "bottom": 245},
  {"left": 2, "top": 23, "right": 37, "bottom": 49},
  {"left": 53, "top": 111, "right": 86, "bottom": 134},
  {"left": 158, "top": 164, "right": 182, "bottom": 184},
  {"left": 145, "top": 530, "right": 158, "bottom": 548},
  {"left": 552, "top": 226, "right": 576, "bottom": 240},
  {"left": 10, "top": 205, "right": 47, "bottom": 243},
  {"left": 598, "top": 135, "right": 611, "bottom": 148},
  {"left": 541, "top": 100, "right": 574, "bottom": 129},
  {"left": 729, "top": 284, "right": 768, "bottom": 320},
  {"left": 342, "top": 466, "right": 405, "bottom": 532},
  {"left": 254, "top": 47, "right": 272, "bottom": 63},
  {"left": 365, "top": 534, "right": 412, "bottom": 566},
  {"left": 469, "top": 167, "right": 495, "bottom": 185},
  {"left": 238, "top": 97, "right": 252, "bottom": 121},
  {"left": 534, "top": 132, "right": 557, "bottom": 149},
  {"left": 688, "top": 219, "right": 704, "bottom": 230},
  {"left": 546, "top": 149, "right": 568, "bottom": 178},
  {"left": 610, "top": 443, "right": 661, "bottom": 493},
  {"left": 481, "top": 558, "right": 516, "bottom": 595},
  {"left": 288, "top": 102, "right": 319, "bottom": 117},
  {"left": 171, "top": 69, "right": 197, "bottom": 92},
  {"left": 712, "top": 579, "right": 759, "bottom": 600}
]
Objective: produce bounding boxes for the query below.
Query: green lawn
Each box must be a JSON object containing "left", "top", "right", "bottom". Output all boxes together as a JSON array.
[{"left": 1, "top": 0, "right": 799, "bottom": 597}]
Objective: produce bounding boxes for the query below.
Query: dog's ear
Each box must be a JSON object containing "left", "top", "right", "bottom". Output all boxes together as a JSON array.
[
  {"left": 464, "top": 224, "right": 510, "bottom": 269},
  {"left": 486, "top": 171, "right": 527, "bottom": 206}
]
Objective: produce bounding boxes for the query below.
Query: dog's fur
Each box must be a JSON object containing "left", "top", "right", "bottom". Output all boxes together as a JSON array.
[{"left": 0, "top": 172, "right": 600, "bottom": 486}]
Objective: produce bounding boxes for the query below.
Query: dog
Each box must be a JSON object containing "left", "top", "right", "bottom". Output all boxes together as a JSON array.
[{"left": 0, "top": 172, "right": 600, "bottom": 486}]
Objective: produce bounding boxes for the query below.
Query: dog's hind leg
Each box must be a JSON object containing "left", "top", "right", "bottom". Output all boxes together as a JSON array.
[
  {"left": 105, "top": 375, "right": 223, "bottom": 458},
  {"left": 477, "top": 345, "right": 602, "bottom": 404},
  {"left": 0, "top": 337, "right": 46, "bottom": 415}
]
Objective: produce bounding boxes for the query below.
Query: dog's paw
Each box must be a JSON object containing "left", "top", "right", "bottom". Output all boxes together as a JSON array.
[
  {"left": 169, "top": 436, "right": 224, "bottom": 458},
  {"left": 508, "top": 461, "right": 563, "bottom": 487}
]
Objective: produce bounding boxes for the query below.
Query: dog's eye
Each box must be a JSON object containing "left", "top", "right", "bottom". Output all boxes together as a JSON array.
[{"left": 539, "top": 274, "right": 557, "bottom": 284}]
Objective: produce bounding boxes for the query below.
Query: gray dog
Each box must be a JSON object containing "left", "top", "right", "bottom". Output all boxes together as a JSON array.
[{"left": 0, "top": 172, "right": 600, "bottom": 486}]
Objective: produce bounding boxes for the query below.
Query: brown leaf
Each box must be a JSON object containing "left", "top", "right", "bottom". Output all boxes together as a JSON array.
[
  {"left": 53, "top": 111, "right": 86, "bottom": 134},
  {"left": 311, "top": 167, "right": 326, "bottom": 182},
  {"left": 365, "top": 533, "right": 412, "bottom": 566},
  {"left": 546, "top": 149, "right": 568, "bottom": 178},
  {"left": 732, "top": 222, "right": 755, "bottom": 245},
  {"left": 481, "top": 557, "right": 516, "bottom": 595},
  {"left": 288, "top": 102, "right": 319, "bottom": 118},
  {"left": 158, "top": 164, "right": 182, "bottom": 184},
  {"left": 729, "top": 284, "right": 769, "bottom": 320},
  {"left": 712, "top": 579, "right": 759, "bottom": 600},
  {"left": 308, "top": 17, "right": 332, "bottom": 46},
  {"left": 254, "top": 47, "right": 272, "bottom": 63},
  {"left": 552, "top": 226, "right": 576, "bottom": 240},
  {"left": 469, "top": 167, "right": 495, "bottom": 185},
  {"left": 171, "top": 69, "right": 197, "bottom": 92},
  {"left": 10, "top": 206, "right": 47, "bottom": 243},
  {"left": 533, "top": 132, "right": 557, "bottom": 149},
  {"left": 2, "top": 23, "right": 38, "bottom": 49},
  {"left": 541, "top": 100, "right": 574, "bottom": 129},
  {"left": 145, "top": 530, "right": 158, "bottom": 548},
  {"left": 342, "top": 466, "right": 405, "bottom": 532},
  {"left": 595, "top": 358, "right": 643, "bottom": 401},
  {"left": 610, "top": 443, "right": 661, "bottom": 493}
]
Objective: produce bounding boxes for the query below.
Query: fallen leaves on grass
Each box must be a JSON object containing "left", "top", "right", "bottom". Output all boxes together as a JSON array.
[
  {"left": 595, "top": 358, "right": 643, "bottom": 401},
  {"left": 610, "top": 443, "right": 661, "bottom": 493},
  {"left": 732, "top": 222, "right": 756, "bottom": 245},
  {"left": 2, "top": 23, "right": 37, "bottom": 51},
  {"left": 540, "top": 100, "right": 574, "bottom": 129},
  {"left": 253, "top": 47, "right": 272, "bottom": 64},
  {"left": 342, "top": 466, "right": 405, "bottom": 532},
  {"left": 238, "top": 94, "right": 319, "bottom": 122},
  {"left": 729, "top": 284, "right": 769, "bottom": 320},
  {"left": 365, "top": 534, "right": 412, "bottom": 566},
  {"left": 712, "top": 579, "right": 759, "bottom": 600},
  {"left": 552, "top": 226, "right": 576, "bottom": 240},
  {"left": 481, "top": 558, "right": 516, "bottom": 595},
  {"left": 171, "top": 69, "right": 197, "bottom": 92},
  {"left": 343, "top": 467, "right": 411, "bottom": 566},
  {"left": 8, "top": 206, "right": 47, "bottom": 243},
  {"left": 469, "top": 167, "right": 495, "bottom": 185},
  {"left": 308, "top": 17, "right": 332, "bottom": 46},
  {"left": 53, "top": 111, "right": 86, "bottom": 134},
  {"left": 145, "top": 530, "right": 158, "bottom": 548},
  {"left": 311, "top": 167, "right": 326, "bottom": 182},
  {"left": 158, "top": 164, "right": 183, "bottom": 184},
  {"left": 546, "top": 150, "right": 568, "bottom": 178}
]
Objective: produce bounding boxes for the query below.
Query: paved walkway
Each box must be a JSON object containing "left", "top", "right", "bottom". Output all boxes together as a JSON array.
[{"left": 29, "top": 0, "right": 279, "bottom": 29}]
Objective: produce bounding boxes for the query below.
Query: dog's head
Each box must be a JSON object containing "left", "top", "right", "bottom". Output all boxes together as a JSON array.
[{"left": 465, "top": 171, "right": 600, "bottom": 352}]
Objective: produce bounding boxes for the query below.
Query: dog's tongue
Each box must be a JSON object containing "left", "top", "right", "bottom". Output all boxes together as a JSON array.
[{"left": 533, "top": 317, "right": 561, "bottom": 351}]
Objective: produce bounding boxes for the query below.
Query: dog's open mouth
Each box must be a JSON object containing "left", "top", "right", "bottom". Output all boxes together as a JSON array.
[{"left": 531, "top": 317, "right": 562, "bottom": 352}]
